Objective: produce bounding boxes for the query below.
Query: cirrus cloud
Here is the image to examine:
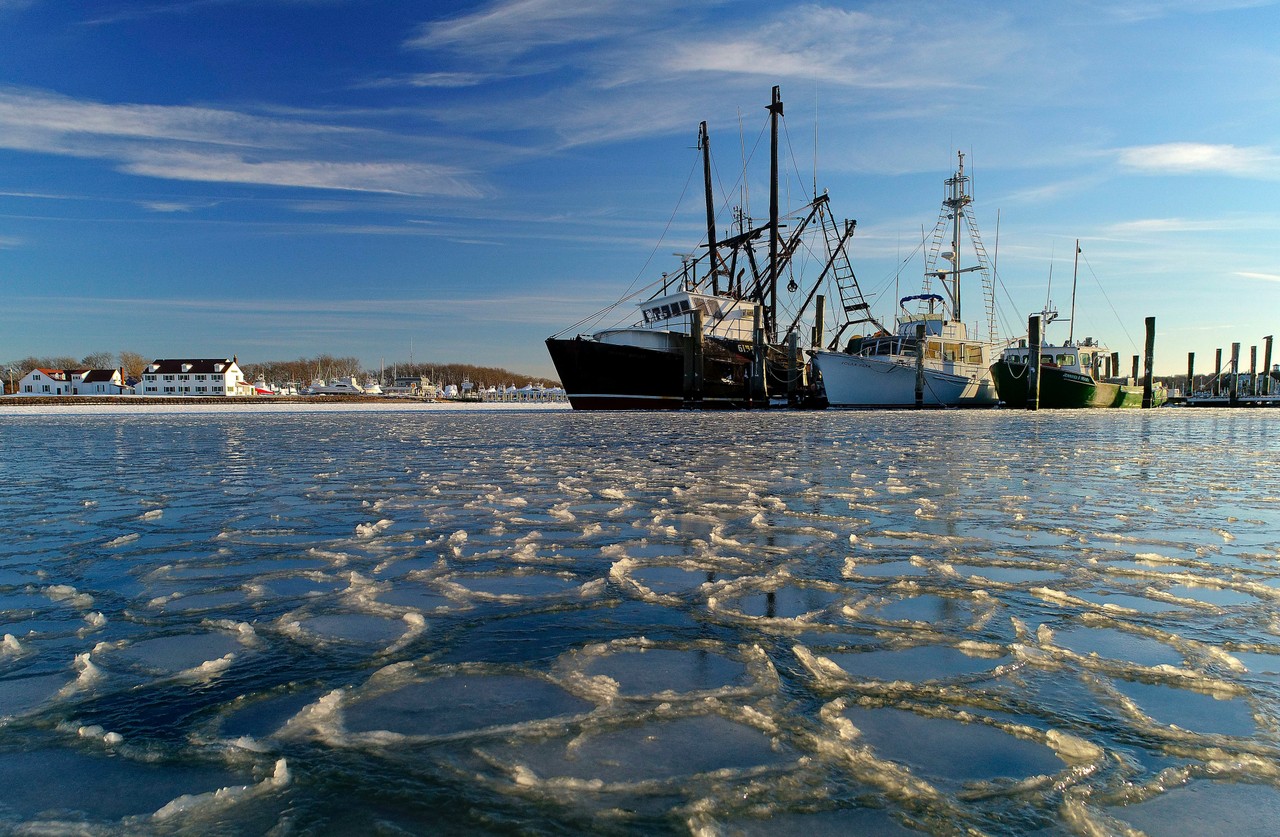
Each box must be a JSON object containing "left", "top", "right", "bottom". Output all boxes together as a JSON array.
[{"left": 1116, "top": 142, "right": 1279, "bottom": 177}]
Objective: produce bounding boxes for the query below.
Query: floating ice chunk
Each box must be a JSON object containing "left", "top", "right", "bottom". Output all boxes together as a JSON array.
[
  {"left": 105, "top": 533, "right": 140, "bottom": 548},
  {"left": 139, "top": 508, "right": 163, "bottom": 521},
  {"left": 1044, "top": 729, "right": 1103, "bottom": 764},
  {"left": 77, "top": 724, "right": 123, "bottom": 746},
  {"left": 488, "top": 713, "right": 797, "bottom": 787},
  {"left": 342, "top": 673, "right": 594, "bottom": 739},
  {"left": 153, "top": 758, "right": 291, "bottom": 821},
  {"left": 177, "top": 652, "right": 236, "bottom": 681},
  {"left": 1, "top": 634, "right": 21, "bottom": 656},
  {"left": 355, "top": 519, "right": 394, "bottom": 537},
  {"left": 43, "top": 584, "right": 94, "bottom": 608}
]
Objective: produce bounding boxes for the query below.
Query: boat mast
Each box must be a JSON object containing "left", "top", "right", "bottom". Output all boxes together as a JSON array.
[
  {"left": 767, "top": 85, "right": 782, "bottom": 342},
  {"left": 944, "top": 152, "right": 971, "bottom": 323},
  {"left": 1068, "top": 239, "right": 1080, "bottom": 344},
  {"left": 699, "top": 122, "right": 721, "bottom": 296}
]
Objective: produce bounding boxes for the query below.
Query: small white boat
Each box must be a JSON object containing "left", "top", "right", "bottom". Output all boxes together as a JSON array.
[{"left": 305, "top": 377, "right": 366, "bottom": 395}]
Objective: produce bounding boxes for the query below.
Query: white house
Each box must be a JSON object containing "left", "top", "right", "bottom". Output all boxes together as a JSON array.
[
  {"left": 16, "top": 368, "right": 128, "bottom": 396},
  {"left": 136, "top": 358, "right": 253, "bottom": 397}
]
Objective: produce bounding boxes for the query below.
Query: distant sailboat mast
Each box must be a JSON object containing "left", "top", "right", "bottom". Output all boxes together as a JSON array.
[{"left": 1068, "top": 239, "right": 1081, "bottom": 344}]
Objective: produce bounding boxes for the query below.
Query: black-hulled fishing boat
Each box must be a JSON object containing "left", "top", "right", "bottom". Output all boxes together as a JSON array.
[{"left": 546, "top": 86, "right": 869, "bottom": 410}]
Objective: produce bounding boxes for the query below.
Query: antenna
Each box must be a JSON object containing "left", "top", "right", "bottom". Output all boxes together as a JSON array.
[{"left": 812, "top": 86, "right": 819, "bottom": 196}]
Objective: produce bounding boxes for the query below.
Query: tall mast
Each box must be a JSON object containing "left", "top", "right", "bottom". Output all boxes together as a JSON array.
[
  {"left": 943, "top": 152, "right": 971, "bottom": 323},
  {"left": 767, "top": 85, "right": 783, "bottom": 341},
  {"left": 699, "top": 121, "right": 720, "bottom": 295},
  {"left": 1068, "top": 239, "right": 1080, "bottom": 344}
]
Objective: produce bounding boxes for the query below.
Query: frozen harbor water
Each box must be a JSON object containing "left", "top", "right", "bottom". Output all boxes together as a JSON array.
[{"left": 2, "top": 404, "right": 1279, "bottom": 834}]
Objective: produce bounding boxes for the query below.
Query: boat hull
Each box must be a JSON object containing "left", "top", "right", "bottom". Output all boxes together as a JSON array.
[
  {"left": 546, "top": 335, "right": 758, "bottom": 410},
  {"left": 811, "top": 351, "right": 998, "bottom": 408},
  {"left": 990, "top": 362, "right": 1159, "bottom": 408}
]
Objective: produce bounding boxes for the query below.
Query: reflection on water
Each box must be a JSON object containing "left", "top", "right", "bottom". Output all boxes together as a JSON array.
[{"left": 2, "top": 407, "right": 1279, "bottom": 834}]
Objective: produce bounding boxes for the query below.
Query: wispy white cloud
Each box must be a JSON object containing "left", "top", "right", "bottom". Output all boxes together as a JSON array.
[
  {"left": 355, "top": 72, "right": 494, "bottom": 90},
  {"left": 1081, "top": 0, "right": 1277, "bottom": 23},
  {"left": 1116, "top": 142, "right": 1280, "bottom": 176},
  {"left": 139, "top": 201, "right": 203, "bottom": 213},
  {"left": 0, "top": 86, "right": 484, "bottom": 196},
  {"left": 407, "top": 0, "right": 678, "bottom": 59},
  {"left": 661, "top": 6, "right": 1002, "bottom": 91},
  {"left": 1236, "top": 271, "right": 1280, "bottom": 283},
  {"left": 1105, "top": 217, "right": 1239, "bottom": 234},
  {"left": 122, "top": 151, "right": 482, "bottom": 197}
]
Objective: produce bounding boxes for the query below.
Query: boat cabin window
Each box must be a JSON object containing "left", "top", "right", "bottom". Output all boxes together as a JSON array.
[
  {"left": 643, "top": 298, "right": 694, "bottom": 323},
  {"left": 1079, "top": 351, "right": 1091, "bottom": 366},
  {"left": 966, "top": 344, "right": 984, "bottom": 364},
  {"left": 943, "top": 343, "right": 959, "bottom": 362},
  {"left": 1041, "top": 355, "right": 1055, "bottom": 365}
]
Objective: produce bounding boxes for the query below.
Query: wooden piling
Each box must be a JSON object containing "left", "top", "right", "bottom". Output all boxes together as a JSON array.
[
  {"left": 751, "top": 304, "right": 766, "bottom": 405},
  {"left": 1214, "top": 348, "right": 1223, "bottom": 396},
  {"left": 1131, "top": 356, "right": 1139, "bottom": 385},
  {"left": 1186, "top": 352, "right": 1195, "bottom": 398},
  {"left": 684, "top": 309, "right": 704, "bottom": 405},
  {"left": 914, "top": 323, "right": 926, "bottom": 408},
  {"left": 787, "top": 330, "right": 800, "bottom": 402},
  {"left": 1230, "top": 342, "right": 1241, "bottom": 406},
  {"left": 1264, "top": 336, "right": 1274, "bottom": 396},
  {"left": 1110, "top": 352, "right": 1120, "bottom": 381},
  {"left": 812, "top": 295, "right": 825, "bottom": 349},
  {"left": 1142, "top": 316, "right": 1156, "bottom": 408},
  {"left": 1249, "top": 345, "right": 1258, "bottom": 396},
  {"left": 1027, "top": 314, "right": 1042, "bottom": 411}
]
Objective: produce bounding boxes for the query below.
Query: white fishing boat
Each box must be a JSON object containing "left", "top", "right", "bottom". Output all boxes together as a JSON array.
[{"left": 810, "top": 153, "right": 1003, "bottom": 407}]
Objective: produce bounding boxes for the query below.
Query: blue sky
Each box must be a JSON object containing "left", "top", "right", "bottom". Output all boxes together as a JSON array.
[{"left": 2, "top": 0, "right": 1278, "bottom": 378}]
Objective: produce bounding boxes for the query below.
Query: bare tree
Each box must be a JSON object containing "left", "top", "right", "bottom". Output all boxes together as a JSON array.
[
  {"left": 118, "top": 351, "right": 149, "bottom": 379},
  {"left": 80, "top": 351, "right": 116, "bottom": 369}
]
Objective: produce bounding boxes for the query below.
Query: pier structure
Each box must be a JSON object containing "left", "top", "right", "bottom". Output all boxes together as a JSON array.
[{"left": 1184, "top": 333, "right": 1280, "bottom": 407}]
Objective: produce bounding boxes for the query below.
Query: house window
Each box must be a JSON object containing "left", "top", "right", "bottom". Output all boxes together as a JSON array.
[
  {"left": 42, "top": 384, "right": 50, "bottom": 392},
  {"left": 164, "top": 375, "right": 175, "bottom": 381},
  {"left": 33, "top": 373, "right": 41, "bottom": 380}
]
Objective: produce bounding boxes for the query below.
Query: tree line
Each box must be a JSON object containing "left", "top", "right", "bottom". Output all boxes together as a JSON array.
[{"left": 2, "top": 351, "right": 559, "bottom": 393}]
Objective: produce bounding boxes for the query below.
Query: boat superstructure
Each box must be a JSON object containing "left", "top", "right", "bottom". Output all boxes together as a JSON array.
[{"left": 810, "top": 153, "right": 1003, "bottom": 407}]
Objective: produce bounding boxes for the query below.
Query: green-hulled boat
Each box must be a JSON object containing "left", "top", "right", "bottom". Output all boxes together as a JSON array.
[
  {"left": 991, "top": 239, "right": 1165, "bottom": 409},
  {"left": 990, "top": 340, "right": 1165, "bottom": 408}
]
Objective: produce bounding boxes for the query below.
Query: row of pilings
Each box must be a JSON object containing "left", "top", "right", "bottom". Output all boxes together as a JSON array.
[{"left": 1185, "top": 336, "right": 1275, "bottom": 405}]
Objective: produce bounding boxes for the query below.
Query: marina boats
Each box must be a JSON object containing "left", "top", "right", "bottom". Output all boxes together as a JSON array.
[
  {"left": 810, "top": 153, "right": 1004, "bottom": 407},
  {"left": 546, "top": 86, "right": 862, "bottom": 410},
  {"left": 990, "top": 242, "right": 1165, "bottom": 408}
]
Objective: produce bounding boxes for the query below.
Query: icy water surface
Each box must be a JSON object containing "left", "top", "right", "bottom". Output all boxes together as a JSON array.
[{"left": 2, "top": 405, "right": 1279, "bottom": 834}]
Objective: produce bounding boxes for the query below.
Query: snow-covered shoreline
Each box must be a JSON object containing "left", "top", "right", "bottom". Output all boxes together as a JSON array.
[{"left": 0, "top": 399, "right": 573, "bottom": 416}]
